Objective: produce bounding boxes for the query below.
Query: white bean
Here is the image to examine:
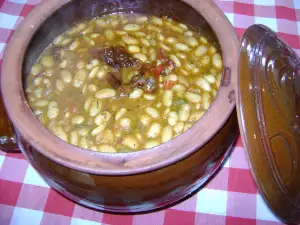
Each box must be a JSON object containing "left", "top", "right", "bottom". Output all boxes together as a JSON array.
[
  {"left": 212, "top": 53, "right": 223, "bottom": 69},
  {"left": 47, "top": 101, "right": 59, "bottom": 119},
  {"left": 136, "top": 16, "right": 148, "bottom": 23},
  {"left": 195, "top": 77, "right": 212, "bottom": 92},
  {"left": 201, "top": 55, "right": 210, "bottom": 66},
  {"left": 120, "top": 118, "right": 131, "bottom": 129},
  {"left": 69, "top": 39, "right": 80, "bottom": 51},
  {"left": 34, "top": 100, "right": 49, "bottom": 107},
  {"left": 128, "top": 45, "right": 141, "bottom": 53},
  {"left": 184, "top": 36, "right": 198, "bottom": 47},
  {"left": 98, "top": 144, "right": 117, "bottom": 153},
  {"left": 149, "top": 48, "right": 156, "bottom": 61},
  {"left": 166, "top": 37, "right": 176, "bottom": 44},
  {"left": 73, "top": 69, "right": 87, "bottom": 88},
  {"left": 89, "top": 66, "right": 99, "bottom": 78},
  {"left": 60, "top": 70, "right": 72, "bottom": 83},
  {"left": 184, "top": 92, "right": 201, "bottom": 103},
  {"left": 140, "top": 38, "right": 150, "bottom": 47},
  {"left": 89, "top": 100, "right": 102, "bottom": 117},
  {"left": 104, "top": 29, "right": 115, "bottom": 40},
  {"left": 173, "top": 122, "right": 184, "bottom": 133},
  {"left": 54, "top": 126, "right": 68, "bottom": 142},
  {"left": 79, "top": 137, "right": 88, "bottom": 149},
  {"left": 70, "top": 131, "right": 78, "bottom": 145},
  {"left": 95, "top": 111, "right": 112, "bottom": 125},
  {"left": 143, "top": 94, "right": 156, "bottom": 100},
  {"left": 91, "top": 124, "right": 106, "bottom": 136},
  {"left": 163, "top": 90, "right": 173, "bottom": 107},
  {"left": 169, "top": 54, "right": 181, "bottom": 67},
  {"left": 41, "top": 56, "right": 54, "bottom": 68},
  {"left": 31, "top": 64, "right": 42, "bottom": 76},
  {"left": 144, "top": 140, "right": 160, "bottom": 149},
  {"left": 95, "top": 88, "right": 116, "bottom": 99},
  {"left": 177, "top": 76, "right": 189, "bottom": 86},
  {"left": 172, "top": 84, "right": 186, "bottom": 92},
  {"left": 123, "top": 136, "right": 139, "bottom": 149},
  {"left": 72, "top": 115, "right": 84, "bottom": 125},
  {"left": 124, "top": 24, "right": 140, "bottom": 31},
  {"left": 147, "top": 123, "right": 161, "bottom": 139},
  {"left": 56, "top": 79, "right": 64, "bottom": 91},
  {"left": 195, "top": 45, "right": 208, "bottom": 57},
  {"left": 151, "top": 17, "right": 163, "bottom": 26},
  {"left": 133, "top": 53, "right": 147, "bottom": 62},
  {"left": 145, "top": 107, "right": 160, "bottom": 118},
  {"left": 175, "top": 43, "right": 190, "bottom": 51},
  {"left": 189, "top": 111, "right": 205, "bottom": 122},
  {"left": 115, "top": 108, "right": 127, "bottom": 121},
  {"left": 205, "top": 74, "right": 216, "bottom": 84},
  {"left": 161, "top": 126, "right": 173, "bottom": 143},
  {"left": 140, "top": 114, "right": 151, "bottom": 126},
  {"left": 168, "top": 111, "right": 178, "bottom": 126},
  {"left": 84, "top": 97, "right": 93, "bottom": 111},
  {"left": 179, "top": 104, "right": 191, "bottom": 122},
  {"left": 164, "top": 74, "right": 177, "bottom": 82},
  {"left": 88, "top": 84, "right": 98, "bottom": 92},
  {"left": 122, "top": 36, "right": 139, "bottom": 45}
]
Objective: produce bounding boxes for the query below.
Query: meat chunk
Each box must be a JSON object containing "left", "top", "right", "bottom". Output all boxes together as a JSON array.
[{"left": 90, "top": 47, "right": 141, "bottom": 69}]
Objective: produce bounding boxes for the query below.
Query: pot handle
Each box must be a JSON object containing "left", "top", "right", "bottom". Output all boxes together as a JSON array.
[{"left": 0, "top": 95, "right": 20, "bottom": 152}]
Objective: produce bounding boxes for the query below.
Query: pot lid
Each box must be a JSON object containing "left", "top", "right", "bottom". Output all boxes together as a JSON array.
[{"left": 237, "top": 24, "right": 300, "bottom": 223}]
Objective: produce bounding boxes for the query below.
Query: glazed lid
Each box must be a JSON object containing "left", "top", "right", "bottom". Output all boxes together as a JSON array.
[{"left": 237, "top": 24, "right": 300, "bottom": 223}]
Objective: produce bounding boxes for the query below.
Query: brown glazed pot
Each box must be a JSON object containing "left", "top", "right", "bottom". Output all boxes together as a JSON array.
[{"left": 1, "top": 0, "right": 239, "bottom": 214}]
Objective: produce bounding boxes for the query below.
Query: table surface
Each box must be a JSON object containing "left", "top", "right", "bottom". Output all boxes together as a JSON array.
[{"left": 0, "top": 0, "right": 300, "bottom": 224}]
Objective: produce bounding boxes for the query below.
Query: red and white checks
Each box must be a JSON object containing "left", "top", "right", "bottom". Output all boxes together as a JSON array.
[{"left": 1, "top": 0, "right": 300, "bottom": 224}]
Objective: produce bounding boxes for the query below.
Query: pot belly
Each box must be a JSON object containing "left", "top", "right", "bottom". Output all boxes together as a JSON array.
[{"left": 16, "top": 112, "right": 238, "bottom": 213}]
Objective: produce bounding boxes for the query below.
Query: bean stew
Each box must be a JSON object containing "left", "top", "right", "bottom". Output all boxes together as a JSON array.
[{"left": 25, "top": 13, "right": 223, "bottom": 153}]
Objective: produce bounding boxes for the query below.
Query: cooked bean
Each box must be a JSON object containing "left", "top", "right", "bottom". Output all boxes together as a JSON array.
[
  {"left": 143, "top": 94, "right": 156, "bottom": 100},
  {"left": 174, "top": 122, "right": 184, "bottom": 133},
  {"left": 91, "top": 125, "right": 106, "bottom": 136},
  {"left": 133, "top": 53, "right": 147, "bottom": 62},
  {"left": 168, "top": 111, "right": 178, "bottom": 126},
  {"left": 184, "top": 92, "right": 201, "bottom": 103},
  {"left": 41, "top": 56, "right": 54, "bottom": 68},
  {"left": 120, "top": 118, "right": 131, "bottom": 129},
  {"left": 54, "top": 126, "right": 68, "bottom": 142},
  {"left": 195, "top": 45, "right": 207, "bottom": 57},
  {"left": 136, "top": 16, "right": 148, "bottom": 23},
  {"left": 122, "top": 36, "right": 139, "bottom": 45},
  {"left": 189, "top": 111, "right": 205, "bottom": 122},
  {"left": 89, "top": 100, "right": 102, "bottom": 117},
  {"left": 140, "top": 38, "right": 150, "bottom": 47},
  {"left": 147, "top": 123, "right": 161, "bottom": 139},
  {"left": 140, "top": 114, "right": 151, "bottom": 126},
  {"left": 115, "top": 108, "right": 127, "bottom": 121},
  {"left": 33, "top": 100, "right": 49, "bottom": 107},
  {"left": 79, "top": 137, "right": 88, "bottom": 149},
  {"left": 179, "top": 104, "right": 191, "bottom": 122},
  {"left": 73, "top": 69, "right": 87, "bottom": 88},
  {"left": 184, "top": 36, "right": 198, "bottom": 47},
  {"left": 151, "top": 17, "right": 163, "bottom": 26},
  {"left": 201, "top": 55, "right": 211, "bottom": 66},
  {"left": 164, "top": 74, "right": 177, "bottom": 82},
  {"left": 129, "top": 88, "right": 144, "bottom": 99},
  {"left": 95, "top": 111, "right": 112, "bottom": 125},
  {"left": 56, "top": 79, "right": 64, "bottom": 91},
  {"left": 60, "top": 70, "right": 72, "bottom": 83},
  {"left": 47, "top": 101, "right": 59, "bottom": 119},
  {"left": 128, "top": 45, "right": 141, "bottom": 53},
  {"left": 170, "top": 54, "right": 181, "bottom": 67},
  {"left": 95, "top": 88, "right": 116, "bottom": 99},
  {"left": 98, "top": 144, "right": 117, "bottom": 153},
  {"left": 84, "top": 97, "right": 93, "bottom": 111},
  {"left": 175, "top": 43, "right": 190, "bottom": 51},
  {"left": 145, "top": 107, "right": 160, "bottom": 118},
  {"left": 123, "top": 136, "right": 139, "bottom": 149},
  {"left": 166, "top": 37, "right": 176, "bottom": 44},
  {"left": 31, "top": 64, "right": 42, "bottom": 76},
  {"left": 163, "top": 90, "right": 173, "bottom": 107},
  {"left": 124, "top": 24, "right": 140, "bottom": 31},
  {"left": 161, "top": 126, "right": 173, "bottom": 143},
  {"left": 212, "top": 53, "right": 223, "bottom": 69},
  {"left": 195, "top": 77, "right": 212, "bottom": 92},
  {"left": 72, "top": 115, "right": 85, "bottom": 125},
  {"left": 70, "top": 131, "right": 79, "bottom": 145},
  {"left": 144, "top": 140, "right": 160, "bottom": 149},
  {"left": 69, "top": 39, "right": 80, "bottom": 51}
]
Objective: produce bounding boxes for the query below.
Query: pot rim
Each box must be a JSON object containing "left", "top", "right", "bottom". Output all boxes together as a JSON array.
[{"left": 1, "top": 0, "right": 239, "bottom": 175}]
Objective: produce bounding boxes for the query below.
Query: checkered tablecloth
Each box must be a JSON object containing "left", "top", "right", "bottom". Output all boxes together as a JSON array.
[{"left": 0, "top": 0, "right": 300, "bottom": 224}]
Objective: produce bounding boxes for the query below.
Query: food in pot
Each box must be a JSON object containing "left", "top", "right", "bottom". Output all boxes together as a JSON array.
[{"left": 25, "top": 13, "right": 223, "bottom": 153}]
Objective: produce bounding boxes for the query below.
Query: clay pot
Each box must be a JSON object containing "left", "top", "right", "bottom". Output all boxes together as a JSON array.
[{"left": 1, "top": 0, "right": 300, "bottom": 223}]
